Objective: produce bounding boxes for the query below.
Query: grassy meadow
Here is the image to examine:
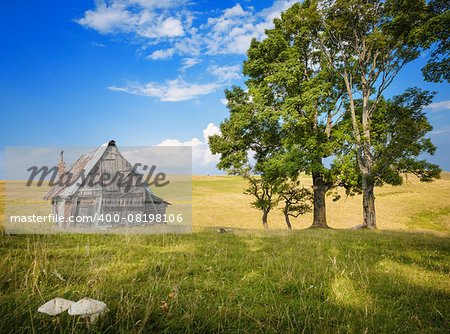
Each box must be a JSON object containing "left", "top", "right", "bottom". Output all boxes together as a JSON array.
[
  {"left": 0, "top": 174, "right": 449, "bottom": 333},
  {"left": 191, "top": 173, "right": 450, "bottom": 232}
]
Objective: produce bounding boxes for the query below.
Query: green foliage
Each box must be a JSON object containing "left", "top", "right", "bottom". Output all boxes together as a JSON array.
[
  {"left": 243, "top": 175, "right": 278, "bottom": 213},
  {"left": 414, "top": 0, "right": 450, "bottom": 83},
  {"left": 211, "top": 0, "right": 444, "bottom": 228},
  {"left": 209, "top": 87, "right": 285, "bottom": 174},
  {"left": 317, "top": 0, "right": 442, "bottom": 226},
  {"left": 334, "top": 88, "right": 441, "bottom": 190},
  {"left": 235, "top": 164, "right": 284, "bottom": 222},
  {"left": 209, "top": 87, "right": 287, "bottom": 227},
  {"left": 210, "top": 1, "right": 351, "bottom": 228},
  {"left": 278, "top": 180, "right": 313, "bottom": 218},
  {"left": 371, "top": 88, "right": 441, "bottom": 183},
  {"left": 317, "top": 0, "right": 430, "bottom": 145},
  {"left": 243, "top": 1, "right": 346, "bottom": 181}
]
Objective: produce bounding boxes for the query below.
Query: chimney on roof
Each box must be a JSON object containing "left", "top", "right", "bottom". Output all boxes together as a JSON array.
[{"left": 57, "top": 150, "right": 66, "bottom": 181}]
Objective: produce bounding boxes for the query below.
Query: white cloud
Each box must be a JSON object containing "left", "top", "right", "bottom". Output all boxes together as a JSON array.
[
  {"left": 75, "top": 0, "right": 186, "bottom": 38},
  {"left": 147, "top": 48, "right": 176, "bottom": 60},
  {"left": 223, "top": 3, "right": 246, "bottom": 18},
  {"left": 76, "top": 3, "right": 130, "bottom": 34},
  {"left": 92, "top": 41, "right": 106, "bottom": 47},
  {"left": 428, "top": 100, "right": 450, "bottom": 112},
  {"left": 139, "top": 17, "right": 184, "bottom": 38},
  {"left": 180, "top": 57, "right": 201, "bottom": 70},
  {"left": 159, "top": 17, "right": 184, "bottom": 37},
  {"left": 200, "top": 1, "right": 296, "bottom": 55},
  {"left": 157, "top": 123, "right": 221, "bottom": 166},
  {"left": 230, "top": 34, "right": 254, "bottom": 54},
  {"left": 431, "top": 126, "right": 450, "bottom": 135},
  {"left": 108, "top": 78, "right": 219, "bottom": 101},
  {"left": 202, "top": 122, "right": 220, "bottom": 144},
  {"left": 76, "top": 0, "right": 297, "bottom": 57},
  {"left": 78, "top": 1, "right": 297, "bottom": 101},
  {"left": 220, "top": 98, "right": 228, "bottom": 106},
  {"left": 209, "top": 64, "right": 241, "bottom": 82},
  {"left": 260, "top": 0, "right": 296, "bottom": 23},
  {"left": 110, "top": 63, "right": 241, "bottom": 102}
]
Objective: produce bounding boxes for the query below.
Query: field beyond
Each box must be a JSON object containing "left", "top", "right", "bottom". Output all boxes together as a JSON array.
[
  {"left": 0, "top": 175, "right": 449, "bottom": 333},
  {"left": 191, "top": 173, "right": 450, "bottom": 232},
  {"left": 2, "top": 173, "right": 450, "bottom": 232}
]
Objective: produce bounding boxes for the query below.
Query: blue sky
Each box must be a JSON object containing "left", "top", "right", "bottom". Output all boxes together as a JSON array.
[{"left": 0, "top": 0, "right": 449, "bottom": 177}]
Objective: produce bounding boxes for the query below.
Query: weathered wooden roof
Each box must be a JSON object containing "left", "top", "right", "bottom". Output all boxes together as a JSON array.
[
  {"left": 43, "top": 141, "right": 166, "bottom": 204},
  {"left": 44, "top": 142, "right": 109, "bottom": 201}
]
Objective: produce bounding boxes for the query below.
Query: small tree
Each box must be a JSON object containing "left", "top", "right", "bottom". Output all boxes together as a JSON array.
[
  {"left": 209, "top": 87, "right": 286, "bottom": 229},
  {"left": 278, "top": 180, "right": 312, "bottom": 230},
  {"left": 226, "top": 161, "right": 285, "bottom": 229},
  {"left": 242, "top": 171, "right": 279, "bottom": 229}
]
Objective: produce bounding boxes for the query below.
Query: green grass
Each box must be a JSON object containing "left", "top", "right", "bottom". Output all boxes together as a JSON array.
[
  {"left": 407, "top": 207, "right": 450, "bottom": 232},
  {"left": 1, "top": 176, "right": 449, "bottom": 332},
  {"left": 0, "top": 230, "right": 448, "bottom": 333}
]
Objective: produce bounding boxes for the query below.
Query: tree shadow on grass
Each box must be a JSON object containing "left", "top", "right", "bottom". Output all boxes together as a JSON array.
[{"left": 0, "top": 229, "right": 449, "bottom": 333}]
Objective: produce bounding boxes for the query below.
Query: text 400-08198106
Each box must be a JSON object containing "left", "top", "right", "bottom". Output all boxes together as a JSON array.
[{"left": 96, "top": 213, "right": 183, "bottom": 224}]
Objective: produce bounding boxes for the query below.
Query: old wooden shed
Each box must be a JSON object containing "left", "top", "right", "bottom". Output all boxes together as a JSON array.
[{"left": 44, "top": 140, "right": 169, "bottom": 229}]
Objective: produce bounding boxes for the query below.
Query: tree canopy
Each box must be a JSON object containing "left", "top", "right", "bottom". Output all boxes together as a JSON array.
[{"left": 209, "top": 0, "right": 443, "bottom": 230}]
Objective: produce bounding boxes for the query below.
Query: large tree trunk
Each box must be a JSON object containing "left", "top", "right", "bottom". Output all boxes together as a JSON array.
[
  {"left": 360, "top": 88, "right": 377, "bottom": 228},
  {"left": 262, "top": 210, "right": 269, "bottom": 229},
  {"left": 283, "top": 208, "right": 292, "bottom": 230},
  {"left": 362, "top": 174, "right": 376, "bottom": 228},
  {"left": 311, "top": 173, "right": 328, "bottom": 228}
]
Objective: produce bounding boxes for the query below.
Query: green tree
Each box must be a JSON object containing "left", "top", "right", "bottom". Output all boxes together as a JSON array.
[
  {"left": 242, "top": 1, "right": 347, "bottom": 228},
  {"left": 278, "top": 180, "right": 312, "bottom": 230},
  {"left": 317, "top": 0, "right": 431, "bottom": 227},
  {"left": 333, "top": 88, "right": 441, "bottom": 221},
  {"left": 417, "top": 0, "right": 449, "bottom": 83},
  {"left": 209, "top": 87, "right": 285, "bottom": 229},
  {"left": 371, "top": 88, "right": 441, "bottom": 183},
  {"left": 242, "top": 169, "right": 280, "bottom": 230}
]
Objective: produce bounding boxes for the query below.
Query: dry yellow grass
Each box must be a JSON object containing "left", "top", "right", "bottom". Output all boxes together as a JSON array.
[
  {"left": 192, "top": 173, "right": 450, "bottom": 232},
  {"left": 1, "top": 172, "right": 449, "bottom": 232}
]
